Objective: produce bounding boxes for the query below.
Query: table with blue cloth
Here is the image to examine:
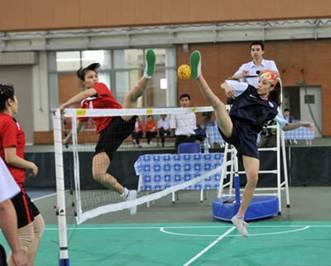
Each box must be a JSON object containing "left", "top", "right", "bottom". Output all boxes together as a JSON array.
[
  {"left": 134, "top": 153, "right": 223, "bottom": 194},
  {"left": 283, "top": 127, "right": 315, "bottom": 145}
]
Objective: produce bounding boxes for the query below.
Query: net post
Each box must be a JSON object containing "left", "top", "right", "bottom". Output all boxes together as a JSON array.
[{"left": 52, "top": 109, "right": 70, "bottom": 266}]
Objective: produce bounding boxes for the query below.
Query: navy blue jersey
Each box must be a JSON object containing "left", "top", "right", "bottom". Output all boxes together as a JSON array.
[{"left": 229, "top": 85, "right": 279, "bottom": 132}]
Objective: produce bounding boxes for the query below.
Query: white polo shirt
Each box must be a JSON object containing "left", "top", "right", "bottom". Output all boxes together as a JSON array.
[
  {"left": 0, "top": 157, "right": 20, "bottom": 203},
  {"left": 170, "top": 112, "right": 197, "bottom": 136},
  {"left": 157, "top": 118, "right": 170, "bottom": 130},
  {"left": 233, "top": 59, "right": 279, "bottom": 88}
]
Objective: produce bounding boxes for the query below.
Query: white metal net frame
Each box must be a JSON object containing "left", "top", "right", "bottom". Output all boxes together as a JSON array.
[
  {"left": 53, "top": 106, "right": 228, "bottom": 223},
  {"left": 217, "top": 124, "right": 291, "bottom": 213},
  {"left": 53, "top": 106, "right": 231, "bottom": 262}
]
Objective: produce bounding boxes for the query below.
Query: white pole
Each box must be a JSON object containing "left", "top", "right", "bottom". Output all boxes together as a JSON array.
[
  {"left": 53, "top": 110, "right": 70, "bottom": 266},
  {"left": 71, "top": 112, "right": 83, "bottom": 222},
  {"left": 276, "top": 125, "right": 282, "bottom": 214},
  {"left": 217, "top": 143, "right": 228, "bottom": 198},
  {"left": 281, "top": 130, "right": 291, "bottom": 207}
]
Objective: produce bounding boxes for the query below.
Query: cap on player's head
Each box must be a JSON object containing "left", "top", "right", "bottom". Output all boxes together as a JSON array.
[
  {"left": 76, "top": 63, "right": 101, "bottom": 81},
  {"left": 260, "top": 70, "right": 279, "bottom": 86}
]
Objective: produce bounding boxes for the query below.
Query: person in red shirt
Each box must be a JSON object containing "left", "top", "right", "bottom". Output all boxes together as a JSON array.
[
  {"left": 60, "top": 49, "right": 155, "bottom": 214},
  {"left": 131, "top": 117, "right": 145, "bottom": 148},
  {"left": 144, "top": 115, "right": 157, "bottom": 144},
  {"left": 0, "top": 84, "right": 45, "bottom": 266}
]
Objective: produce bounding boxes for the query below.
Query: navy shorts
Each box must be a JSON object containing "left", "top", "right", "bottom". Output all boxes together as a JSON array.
[
  {"left": 11, "top": 190, "right": 40, "bottom": 228},
  {"left": 95, "top": 116, "right": 136, "bottom": 159},
  {"left": 218, "top": 119, "right": 259, "bottom": 159}
]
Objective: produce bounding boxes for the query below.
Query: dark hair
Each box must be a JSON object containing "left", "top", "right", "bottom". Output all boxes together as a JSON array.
[
  {"left": 284, "top": 108, "right": 290, "bottom": 112},
  {"left": 0, "top": 84, "right": 15, "bottom": 111},
  {"left": 268, "top": 82, "right": 281, "bottom": 106},
  {"left": 250, "top": 41, "right": 264, "bottom": 51},
  {"left": 179, "top": 93, "right": 191, "bottom": 100},
  {"left": 76, "top": 63, "right": 101, "bottom": 81}
]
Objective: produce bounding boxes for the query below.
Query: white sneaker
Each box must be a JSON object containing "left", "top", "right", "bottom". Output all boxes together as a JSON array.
[
  {"left": 126, "top": 190, "right": 137, "bottom": 215},
  {"left": 231, "top": 215, "right": 248, "bottom": 237}
]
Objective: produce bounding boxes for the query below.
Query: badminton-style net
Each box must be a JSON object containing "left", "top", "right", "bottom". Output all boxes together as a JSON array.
[{"left": 53, "top": 106, "right": 225, "bottom": 224}]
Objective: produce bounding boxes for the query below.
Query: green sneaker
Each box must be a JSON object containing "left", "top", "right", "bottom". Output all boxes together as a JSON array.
[
  {"left": 144, "top": 49, "right": 155, "bottom": 79},
  {"left": 190, "top": 50, "right": 202, "bottom": 79}
]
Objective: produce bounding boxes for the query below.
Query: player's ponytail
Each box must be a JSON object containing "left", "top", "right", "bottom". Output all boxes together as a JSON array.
[
  {"left": 269, "top": 81, "right": 281, "bottom": 106},
  {"left": 0, "top": 84, "right": 15, "bottom": 111}
]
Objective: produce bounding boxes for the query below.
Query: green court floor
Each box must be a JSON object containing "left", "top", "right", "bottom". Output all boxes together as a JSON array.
[
  {"left": 5, "top": 221, "right": 328, "bottom": 266},
  {"left": 1, "top": 188, "right": 331, "bottom": 265}
]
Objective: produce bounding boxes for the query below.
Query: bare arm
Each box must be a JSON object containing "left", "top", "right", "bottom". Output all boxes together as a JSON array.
[
  {"left": 0, "top": 200, "right": 27, "bottom": 266},
  {"left": 4, "top": 148, "right": 38, "bottom": 176},
  {"left": 282, "top": 121, "right": 314, "bottom": 131},
  {"left": 59, "top": 88, "right": 97, "bottom": 111}
]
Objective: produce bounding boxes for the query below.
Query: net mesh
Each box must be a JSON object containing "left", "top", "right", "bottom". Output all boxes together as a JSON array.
[{"left": 55, "top": 106, "right": 226, "bottom": 224}]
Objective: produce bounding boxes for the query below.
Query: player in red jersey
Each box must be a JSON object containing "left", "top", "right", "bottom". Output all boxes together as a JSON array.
[
  {"left": 60, "top": 49, "right": 155, "bottom": 214},
  {"left": 0, "top": 84, "right": 45, "bottom": 266}
]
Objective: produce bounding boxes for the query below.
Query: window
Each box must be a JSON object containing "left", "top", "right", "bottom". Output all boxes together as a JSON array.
[{"left": 55, "top": 48, "right": 176, "bottom": 107}]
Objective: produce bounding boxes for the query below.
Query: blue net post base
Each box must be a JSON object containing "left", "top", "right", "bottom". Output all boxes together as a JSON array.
[
  {"left": 212, "top": 196, "right": 279, "bottom": 222},
  {"left": 59, "top": 258, "right": 70, "bottom": 266}
]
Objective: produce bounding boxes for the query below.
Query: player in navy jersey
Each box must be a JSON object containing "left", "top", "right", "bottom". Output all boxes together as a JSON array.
[
  {"left": 60, "top": 49, "right": 155, "bottom": 214},
  {"left": 190, "top": 50, "right": 313, "bottom": 236}
]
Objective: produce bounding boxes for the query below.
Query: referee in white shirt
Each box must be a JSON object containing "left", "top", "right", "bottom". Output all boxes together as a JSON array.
[
  {"left": 232, "top": 41, "right": 279, "bottom": 88},
  {"left": 170, "top": 94, "right": 197, "bottom": 150}
]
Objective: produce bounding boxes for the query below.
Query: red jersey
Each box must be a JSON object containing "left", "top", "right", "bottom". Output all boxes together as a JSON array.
[
  {"left": 80, "top": 82, "right": 122, "bottom": 133},
  {"left": 0, "top": 113, "right": 26, "bottom": 188}
]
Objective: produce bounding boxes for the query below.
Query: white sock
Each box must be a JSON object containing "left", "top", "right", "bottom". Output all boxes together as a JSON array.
[
  {"left": 143, "top": 69, "right": 152, "bottom": 79},
  {"left": 120, "top": 188, "right": 129, "bottom": 199}
]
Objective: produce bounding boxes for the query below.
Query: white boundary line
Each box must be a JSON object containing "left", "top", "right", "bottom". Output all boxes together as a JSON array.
[
  {"left": 43, "top": 224, "right": 331, "bottom": 231},
  {"left": 160, "top": 225, "right": 311, "bottom": 238},
  {"left": 32, "top": 192, "right": 57, "bottom": 202},
  {"left": 182, "top": 226, "right": 236, "bottom": 266}
]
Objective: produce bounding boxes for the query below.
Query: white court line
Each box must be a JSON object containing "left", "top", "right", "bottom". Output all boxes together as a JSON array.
[
  {"left": 44, "top": 224, "right": 331, "bottom": 231},
  {"left": 160, "top": 225, "right": 311, "bottom": 238},
  {"left": 32, "top": 192, "right": 57, "bottom": 202},
  {"left": 182, "top": 226, "right": 236, "bottom": 266}
]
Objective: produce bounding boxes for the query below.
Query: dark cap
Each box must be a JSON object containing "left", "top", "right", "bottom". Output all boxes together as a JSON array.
[{"left": 76, "top": 63, "right": 101, "bottom": 81}]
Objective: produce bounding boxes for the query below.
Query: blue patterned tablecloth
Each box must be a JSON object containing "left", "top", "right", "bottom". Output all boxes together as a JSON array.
[
  {"left": 207, "top": 121, "right": 314, "bottom": 142},
  {"left": 283, "top": 127, "right": 315, "bottom": 140},
  {"left": 134, "top": 153, "right": 223, "bottom": 191}
]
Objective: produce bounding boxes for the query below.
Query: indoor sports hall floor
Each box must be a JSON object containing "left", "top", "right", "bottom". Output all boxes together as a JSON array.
[{"left": 1, "top": 187, "right": 330, "bottom": 266}]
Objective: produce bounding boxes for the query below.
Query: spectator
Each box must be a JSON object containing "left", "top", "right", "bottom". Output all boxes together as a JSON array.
[
  {"left": 145, "top": 115, "right": 157, "bottom": 144},
  {"left": 169, "top": 94, "right": 197, "bottom": 151},
  {"left": 157, "top": 114, "right": 171, "bottom": 147},
  {"left": 203, "top": 112, "right": 224, "bottom": 148},
  {"left": 194, "top": 124, "right": 206, "bottom": 142},
  {"left": 132, "top": 117, "right": 144, "bottom": 148},
  {"left": 283, "top": 108, "right": 294, "bottom": 123}
]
